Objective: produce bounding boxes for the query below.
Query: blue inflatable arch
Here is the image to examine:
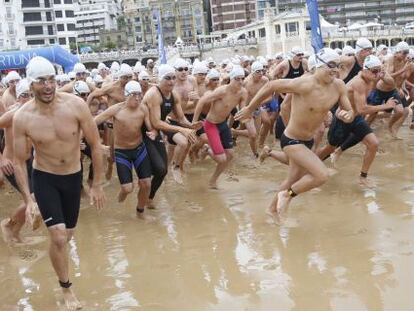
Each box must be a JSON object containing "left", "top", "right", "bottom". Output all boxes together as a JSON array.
[{"left": 0, "top": 45, "right": 79, "bottom": 73}]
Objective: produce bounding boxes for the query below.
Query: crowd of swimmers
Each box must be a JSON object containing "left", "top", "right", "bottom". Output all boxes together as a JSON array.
[{"left": 0, "top": 37, "right": 413, "bottom": 309}]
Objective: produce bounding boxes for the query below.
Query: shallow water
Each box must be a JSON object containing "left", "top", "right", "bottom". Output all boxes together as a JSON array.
[{"left": 1, "top": 123, "right": 413, "bottom": 311}]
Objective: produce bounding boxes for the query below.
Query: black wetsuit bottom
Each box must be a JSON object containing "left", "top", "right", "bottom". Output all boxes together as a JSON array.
[
  {"left": 280, "top": 133, "right": 314, "bottom": 150},
  {"left": 143, "top": 135, "right": 168, "bottom": 200},
  {"left": 32, "top": 169, "right": 82, "bottom": 229}
]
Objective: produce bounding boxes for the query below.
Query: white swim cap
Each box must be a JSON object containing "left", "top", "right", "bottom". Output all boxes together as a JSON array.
[
  {"left": 94, "top": 75, "right": 103, "bottom": 84},
  {"left": 251, "top": 61, "right": 264, "bottom": 72},
  {"left": 355, "top": 38, "right": 373, "bottom": 53},
  {"left": 275, "top": 52, "right": 284, "bottom": 59},
  {"left": 5, "top": 71, "right": 21, "bottom": 84},
  {"left": 16, "top": 79, "right": 30, "bottom": 98},
  {"left": 207, "top": 69, "right": 220, "bottom": 80},
  {"left": 56, "top": 74, "right": 70, "bottom": 83},
  {"left": 174, "top": 58, "right": 189, "bottom": 69},
  {"left": 73, "top": 81, "right": 90, "bottom": 95},
  {"left": 91, "top": 68, "right": 99, "bottom": 77},
  {"left": 86, "top": 76, "right": 94, "bottom": 85},
  {"left": 377, "top": 44, "right": 387, "bottom": 51},
  {"left": 291, "top": 46, "right": 304, "bottom": 56},
  {"left": 241, "top": 55, "right": 250, "bottom": 63},
  {"left": 342, "top": 45, "right": 355, "bottom": 56},
  {"left": 97, "top": 63, "right": 108, "bottom": 71},
  {"left": 229, "top": 66, "right": 245, "bottom": 80},
  {"left": 158, "top": 64, "right": 176, "bottom": 80},
  {"left": 68, "top": 71, "right": 76, "bottom": 80},
  {"left": 111, "top": 61, "right": 120, "bottom": 71},
  {"left": 26, "top": 56, "right": 55, "bottom": 84},
  {"left": 124, "top": 80, "right": 142, "bottom": 96},
  {"left": 147, "top": 59, "right": 154, "bottom": 64},
  {"left": 314, "top": 48, "right": 340, "bottom": 68},
  {"left": 118, "top": 64, "right": 133, "bottom": 77},
  {"left": 363, "top": 55, "right": 382, "bottom": 69},
  {"left": 73, "top": 63, "right": 87, "bottom": 74},
  {"left": 133, "top": 62, "right": 144, "bottom": 73},
  {"left": 138, "top": 70, "right": 150, "bottom": 80},
  {"left": 409, "top": 49, "right": 414, "bottom": 59},
  {"left": 192, "top": 63, "right": 208, "bottom": 75},
  {"left": 307, "top": 54, "right": 317, "bottom": 71},
  {"left": 395, "top": 41, "right": 410, "bottom": 53}
]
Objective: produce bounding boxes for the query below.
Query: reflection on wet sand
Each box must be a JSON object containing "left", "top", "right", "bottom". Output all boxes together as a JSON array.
[{"left": 0, "top": 124, "right": 413, "bottom": 310}]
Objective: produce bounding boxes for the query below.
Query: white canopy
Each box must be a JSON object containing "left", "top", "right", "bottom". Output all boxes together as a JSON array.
[
  {"left": 347, "top": 22, "right": 383, "bottom": 30},
  {"left": 174, "top": 37, "right": 184, "bottom": 46},
  {"left": 320, "top": 16, "right": 338, "bottom": 30}
]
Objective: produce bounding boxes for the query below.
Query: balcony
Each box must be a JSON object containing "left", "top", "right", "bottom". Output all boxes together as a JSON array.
[{"left": 5, "top": 13, "right": 15, "bottom": 20}]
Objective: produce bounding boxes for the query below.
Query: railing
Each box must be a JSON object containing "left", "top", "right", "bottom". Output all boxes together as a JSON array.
[
  {"left": 324, "top": 27, "right": 414, "bottom": 40},
  {"left": 79, "top": 49, "right": 160, "bottom": 62},
  {"left": 199, "top": 38, "right": 257, "bottom": 51}
]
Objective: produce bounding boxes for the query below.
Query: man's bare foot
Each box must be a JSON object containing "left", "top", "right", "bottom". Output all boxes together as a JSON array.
[
  {"left": 1, "top": 218, "right": 20, "bottom": 244},
  {"left": 209, "top": 180, "right": 219, "bottom": 190},
  {"left": 147, "top": 200, "right": 156, "bottom": 210},
  {"left": 117, "top": 190, "right": 128, "bottom": 203},
  {"left": 359, "top": 177, "right": 376, "bottom": 189},
  {"left": 330, "top": 149, "right": 341, "bottom": 168},
  {"left": 172, "top": 167, "right": 184, "bottom": 185},
  {"left": 390, "top": 126, "right": 403, "bottom": 140},
  {"left": 136, "top": 209, "right": 156, "bottom": 222},
  {"left": 62, "top": 288, "right": 82, "bottom": 310},
  {"left": 276, "top": 190, "right": 291, "bottom": 218},
  {"left": 259, "top": 146, "right": 271, "bottom": 163}
]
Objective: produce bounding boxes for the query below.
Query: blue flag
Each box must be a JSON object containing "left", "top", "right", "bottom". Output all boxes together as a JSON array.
[
  {"left": 156, "top": 10, "right": 167, "bottom": 64},
  {"left": 306, "top": 0, "right": 324, "bottom": 52}
]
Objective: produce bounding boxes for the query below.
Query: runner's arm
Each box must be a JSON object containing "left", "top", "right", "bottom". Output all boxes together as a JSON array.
[
  {"left": 193, "top": 88, "right": 223, "bottom": 122},
  {"left": 86, "top": 84, "right": 110, "bottom": 106},
  {"left": 94, "top": 103, "right": 122, "bottom": 125},
  {"left": 12, "top": 111, "right": 33, "bottom": 205},
  {"left": 0, "top": 109, "right": 14, "bottom": 128}
]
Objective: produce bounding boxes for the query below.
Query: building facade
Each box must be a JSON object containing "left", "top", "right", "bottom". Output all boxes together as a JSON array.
[
  {"left": 0, "top": 0, "right": 77, "bottom": 51},
  {"left": 209, "top": 0, "right": 256, "bottom": 31},
  {"left": 275, "top": 0, "right": 414, "bottom": 26},
  {"left": 123, "top": 0, "right": 206, "bottom": 48},
  {"left": 75, "top": 0, "right": 122, "bottom": 46}
]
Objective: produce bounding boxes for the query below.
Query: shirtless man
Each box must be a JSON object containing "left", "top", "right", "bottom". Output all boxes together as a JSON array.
[
  {"left": 271, "top": 47, "right": 308, "bottom": 80},
  {"left": 143, "top": 64, "right": 198, "bottom": 204},
  {"left": 1, "top": 71, "right": 21, "bottom": 110},
  {"left": 0, "top": 79, "right": 39, "bottom": 244},
  {"left": 193, "top": 66, "right": 248, "bottom": 188},
  {"left": 13, "top": 57, "right": 105, "bottom": 311},
  {"left": 236, "top": 48, "right": 354, "bottom": 220},
  {"left": 58, "top": 63, "right": 96, "bottom": 93},
  {"left": 97, "top": 62, "right": 112, "bottom": 84},
  {"left": 95, "top": 81, "right": 154, "bottom": 220},
  {"left": 381, "top": 42, "right": 414, "bottom": 138},
  {"left": 169, "top": 58, "right": 199, "bottom": 183},
  {"left": 330, "top": 56, "right": 396, "bottom": 187},
  {"left": 138, "top": 71, "right": 151, "bottom": 95},
  {"left": 232, "top": 61, "right": 268, "bottom": 157},
  {"left": 86, "top": 63, "right": 134, "bottom": 179}
]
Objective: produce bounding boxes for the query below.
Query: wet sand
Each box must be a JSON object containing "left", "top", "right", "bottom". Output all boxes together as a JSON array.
[{"left": 0, "top": 123, "right": 413, "bottom": 311}]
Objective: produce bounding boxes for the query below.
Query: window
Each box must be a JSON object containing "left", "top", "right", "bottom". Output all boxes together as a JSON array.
[
  {"left": 55, "top": 11, "right": 62, "bottom": 18},
  {"left": 27, "top": 39, "right": 45, "bottom": 45},
  {"left": 22, "top": 0, "right": 40, "bottom": 7},
  {"left": 67, "top": 24, "right": 76, "bottom": 31},
  {"left": 48, "top": 25, "right": 54, "bottom": 35},
  {"left": 259, "top": 28, "right": 266, "bottom": 37},
  {"left": 46, "top": 12, "right": 52, "bottom": 21},
  {"left": 64, "top": 0, "right": 73, "bottom": 3},
  {"left": 50, "top": 38, "right": 55, "bottom": 44},
  {"left": 68, "top": 37, "right": 76, "bottom": 43},
  {"left": 25, "top": 26, "right": 43, "bottom": 35},
  {"left": 275, "top": 24, "right": 281, "bottom": 34},
  {"left": 65, "top": 10, "right": 74, "bottom": 18},
  {"left": 10, "top": 38, "right": 15, "bottom": 47},
  {"left": 23, "top": 12, "right": 42, "bottom": 22},
  {"left": 59, "top": 37, "right": 67, "bottom": 44},
  {"left": 45, "top": 0, "right": 50, "bottom": 7},
  {"left": 54, "top": 0, "right": 61, "bottom": 3},
  {"left": 57, "top": 24, "right": 65, "bottom": 31}
]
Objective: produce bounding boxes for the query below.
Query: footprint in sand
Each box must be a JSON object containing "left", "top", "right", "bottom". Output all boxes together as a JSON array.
[{"left": 187, "top": 203, "right": 203, "bottom": 213}]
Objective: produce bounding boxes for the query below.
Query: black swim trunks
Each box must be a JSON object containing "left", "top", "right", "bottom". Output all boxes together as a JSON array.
[
  {"left": 367, "top": 89, "right": 402, "bottom": 113},
  {"left": 280, "top": 133, "right": 314, "bottom": 150},
  {"left": 32, "top": 169, "right": 82, "bottom": 229},
  {"left": 275, "top": 115, "right": 285, "bottom": 140},
  {"left": 115, "top": 143, "right": 152, "bottom": 184},
  {"left": 328, "top": 115, "right": 372, "bottom": 147}
]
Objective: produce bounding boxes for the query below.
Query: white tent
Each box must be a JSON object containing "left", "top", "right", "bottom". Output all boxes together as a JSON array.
[
  {"left": 320, "top": 16, "right": 338, "bottom": 30},
  {"left": 361, "top": 22, "right": 384, "bottom": 28},
  {"left": 174, "top": 37, "right": 184, "bottom": 46}
]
